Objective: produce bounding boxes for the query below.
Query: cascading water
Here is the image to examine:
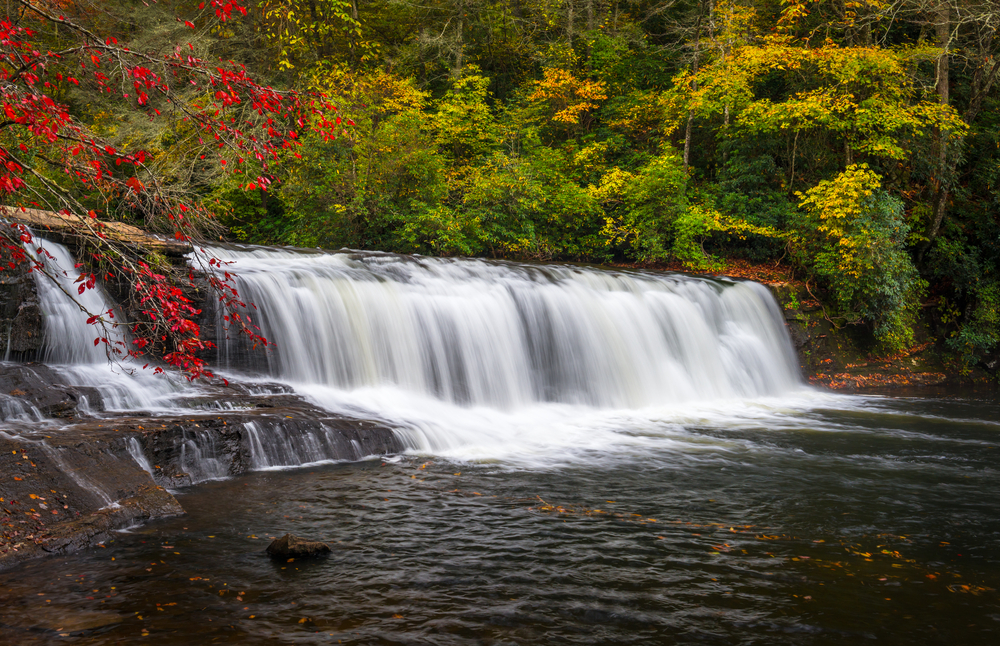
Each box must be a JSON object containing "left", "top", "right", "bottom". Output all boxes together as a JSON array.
[
  {"left": 20, "top": 237, "right": 812, "bottom": 472},
  {"left": 28, "top": 239, "right": 127, "bottom": 365},
  {"left": 204, "top": 247, "right": 802, "bottom": 408},
  {"left": 198, "top": 247, "right": 810, "bottom": 462},
  {"left": 26, "top": 238, "right": 188, "bottom": 411}
]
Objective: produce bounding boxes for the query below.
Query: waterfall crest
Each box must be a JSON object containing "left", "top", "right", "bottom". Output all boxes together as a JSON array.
[{"left": 202, "top": 247, "right": 802, "bottom": 410}]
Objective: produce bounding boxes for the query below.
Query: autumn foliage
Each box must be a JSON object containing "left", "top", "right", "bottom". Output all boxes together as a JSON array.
[{"left": 0, "top": 0, "right": 350, "bottom": 378}]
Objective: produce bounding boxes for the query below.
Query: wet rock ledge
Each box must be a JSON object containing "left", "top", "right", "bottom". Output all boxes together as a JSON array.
[{"left": 0, "top": 365, "right": 403, "bottom": 571}]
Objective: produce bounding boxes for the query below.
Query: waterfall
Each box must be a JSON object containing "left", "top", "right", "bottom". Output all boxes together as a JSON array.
[
  {"left": 29, "top": 240, "right": 128, "bottom": 365},
  {"left": 200, "top": 247, "right": 802, "bottom": 410},
  {"left": 27, "top": 238, "right": 187, "bottom": 411},
  {"left": 21, "top": 238, "right": 810, "bottom": 471}
]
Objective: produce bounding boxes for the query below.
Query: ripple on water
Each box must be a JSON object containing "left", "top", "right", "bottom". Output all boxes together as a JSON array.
[{"left": 0, "top": 397, "right": 998, "bottom": 645}]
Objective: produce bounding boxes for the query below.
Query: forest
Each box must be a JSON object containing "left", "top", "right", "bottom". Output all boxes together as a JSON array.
[{"left": 1, "top": 0, "right": 998, "bottom": 374}]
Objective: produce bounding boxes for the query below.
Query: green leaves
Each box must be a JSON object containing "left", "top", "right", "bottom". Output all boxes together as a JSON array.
[{"left": 794, "top": 165, "right": 925, "bottom": 352}]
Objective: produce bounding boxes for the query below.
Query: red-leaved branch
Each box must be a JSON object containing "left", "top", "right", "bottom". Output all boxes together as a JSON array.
[{"left": 0, "top": 0, "right": 351, "bottom": 379}]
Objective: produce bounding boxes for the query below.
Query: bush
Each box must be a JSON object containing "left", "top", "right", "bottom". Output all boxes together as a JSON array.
[{"left": 794, "top": 164, "right": 925, "bottom": 352}]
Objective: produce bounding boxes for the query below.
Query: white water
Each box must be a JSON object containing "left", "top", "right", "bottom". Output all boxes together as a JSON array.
[
  {"left": 203, "top": 247, "right": 802, "bottom": 408},
  {"left": 25, "top": 239, "right": 822, "bottom": 470},
  {"left": 29, "top": 241, "right": 127, "bottom": 364},
  {"left": 195, "top": 247, "right": 816, "bottom": 464},
  {"left": 28, "top": 239, "right": 190, "bottom": 412}
]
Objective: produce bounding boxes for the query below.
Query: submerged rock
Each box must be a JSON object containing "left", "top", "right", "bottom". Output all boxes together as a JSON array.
[{"left": 266, "top": 533, "right": 332, "bottom": 559}]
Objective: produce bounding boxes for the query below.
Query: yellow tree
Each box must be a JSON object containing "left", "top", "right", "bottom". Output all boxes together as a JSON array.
[
  {"left": 526, "top": 67, "right": 608, "bottom": 138},
  {"left": 664, "top": 3, "right": 967, "bottom": 187}
]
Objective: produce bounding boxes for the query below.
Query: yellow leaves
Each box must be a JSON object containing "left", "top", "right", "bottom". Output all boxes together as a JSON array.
[
  {"left": 799, "top": 164, "right": 883, "bottom": 232},
  {"left": 316, "top": 68, "right": 425, "bottom": 117},
  {"left": 673, "top": 34, "right": 964, "bottom": 167},
  {"left": 528, "top": 68, "right": 607, "bottom": 127},
  {"left": 587, "top": 167, "right": 635, "bottom": 205},
  {"left": 948, "top": 584, "right": 994, "bottom": 595},
  {"left": 711, "top": 0, "right": 757, "bottom": 46}
]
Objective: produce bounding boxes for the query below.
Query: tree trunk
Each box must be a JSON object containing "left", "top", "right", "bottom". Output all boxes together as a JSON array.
[
  {"left": 924, "top": 3, "right": 951, "bottom": 252},
  {"left": 684, "top": 19, "right": 701, "bottom": 173},
  {"left": 683, "top": 113, "right": 693, "bottom": 171},
  {"left": 567, "top": 0, "right": 574, "bottom": 49},
  {"left": 454, "top": 0, "right": 465, "bottom": 76}
]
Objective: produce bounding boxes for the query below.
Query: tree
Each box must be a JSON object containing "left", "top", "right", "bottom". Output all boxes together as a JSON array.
[
  {"left": 794, "top": 164, "right": 925, "bottom": 351},
  {"left": 0, "top": 0, "right": 347, "bottom": 379}
]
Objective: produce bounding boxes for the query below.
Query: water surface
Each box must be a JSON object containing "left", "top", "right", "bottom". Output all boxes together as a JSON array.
[{"left": 1, "top": 393, "right": 997, "bottom": 645}]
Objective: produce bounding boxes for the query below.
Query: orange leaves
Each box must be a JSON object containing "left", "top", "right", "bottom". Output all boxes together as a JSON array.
[{"left": 528, "top": 68, "right": 607, "bottom": 127}]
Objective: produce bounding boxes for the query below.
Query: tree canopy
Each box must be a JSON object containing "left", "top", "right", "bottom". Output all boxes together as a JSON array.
[{"left": 4, "top": 0, "right": 1000, "bottom": 371}]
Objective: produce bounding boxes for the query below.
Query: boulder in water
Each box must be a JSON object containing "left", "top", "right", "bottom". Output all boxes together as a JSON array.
[{"left": 266, "top": 533, "right": 331, "bottom": 559}]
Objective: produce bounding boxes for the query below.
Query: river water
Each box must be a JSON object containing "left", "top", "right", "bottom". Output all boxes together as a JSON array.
[
  {"left": 0, "top": 244, "right": 997, "bottom": 643},
  {"left": 1, "top": 391, "right": 998, "bottom": 645}
]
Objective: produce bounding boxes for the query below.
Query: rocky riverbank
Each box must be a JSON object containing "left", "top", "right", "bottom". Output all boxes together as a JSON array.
[{"left": 0, "top": 366, "right": 402, "bottom": 571}]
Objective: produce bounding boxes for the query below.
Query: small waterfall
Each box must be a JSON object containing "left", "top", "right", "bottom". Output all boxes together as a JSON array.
[
  {"left": 177, "top": 429, "right": 231, "bottom": 483},
  {"left": 28, "top": 238, "right": 188, "bottom": 411},
  {"left": 39, "top": 443, "right": 118, "bottom": 509},
  {"left": 244, "top": 420, "right": 376, "bottom": 468},
  {"left": 200, "top": 247, "right": 802, "bottom": 410},
  {"left": 126, "top": 437, "right": 155, "bottom": 477},
  {"left": 28, "top": 240, "right": 128, "bottom": 365},
  {"left": 0, "top": 394, "right": 42, "bottom": 422}
]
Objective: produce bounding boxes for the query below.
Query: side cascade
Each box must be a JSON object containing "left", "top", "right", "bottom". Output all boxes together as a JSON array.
[
  {"left": 26, "top": 237, "right": 185, "bottom": 411},
  {"left": 24, "top": 238, "right": 402, "bottom": 482},
  {"left": 200, "top": 247, "right": 802, "bottom": 409}
]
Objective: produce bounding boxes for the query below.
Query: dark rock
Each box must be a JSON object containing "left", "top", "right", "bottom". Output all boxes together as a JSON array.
[
  {"left": 785, "top": 318, "right": 810, "bottom": 351},
  {"left": 0, "top": 363, "right": 403, "bottom": 570},
  {"left": 0, "top": 433, "right": 183, "bottom": 570},
  {"left": 0, "top": 261, "right": 43, "bottom": 361},
  {"left": 981, "top": 349, "right": 1000, "bottom": 374},
  {"left": 0, "top": 363, "right": 103, "bottom": 417},
  {"left": 266, "top": 533, "right": 332, "bottom": 559}
]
